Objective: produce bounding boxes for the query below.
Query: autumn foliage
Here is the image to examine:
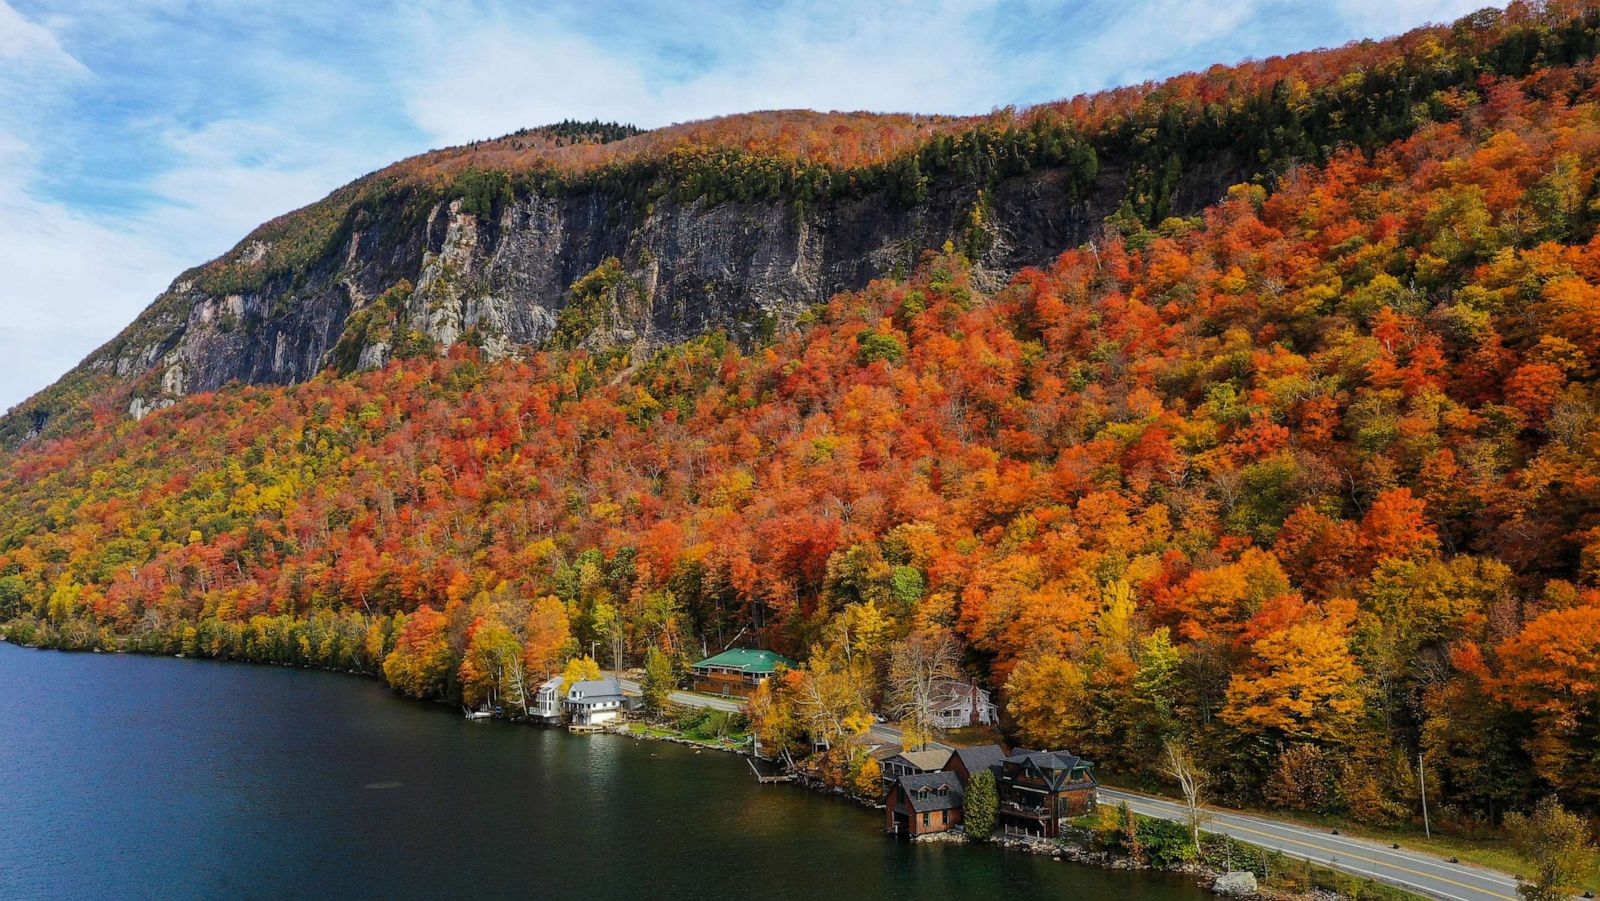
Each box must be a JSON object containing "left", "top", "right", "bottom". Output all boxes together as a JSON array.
[{"left": 5, "top": 0, "right": 1600, "bottom": 827}]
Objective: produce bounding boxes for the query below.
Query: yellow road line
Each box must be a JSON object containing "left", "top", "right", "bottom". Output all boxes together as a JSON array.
[{"left": 1119, "top": 800, "right": 1519, "bottom": 901}]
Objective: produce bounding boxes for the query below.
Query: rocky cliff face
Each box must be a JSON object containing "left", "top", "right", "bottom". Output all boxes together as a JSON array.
[
  {"left": 100, "top": 165, "right": 1133, "bottom": 418},
  {"left": 6, "top": 151, "right": 1232, "bottom": 443}
]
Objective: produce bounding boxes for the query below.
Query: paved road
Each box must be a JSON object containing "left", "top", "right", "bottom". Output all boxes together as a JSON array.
[
  {"left": 609, "top": 689, "right": 1522, "bottom": 901},
  {"left": 1101, "top": 788, "right": 1522, "bottom": 901},
  {"left": 614, "top": 677, "right": 746, "bottom": 713},
  {"left": 864, "top": 725, "right": 1522, "bottom": 901}
]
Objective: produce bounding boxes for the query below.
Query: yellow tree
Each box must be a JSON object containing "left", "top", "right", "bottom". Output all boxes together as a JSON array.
[
  {"left": 1507, "top": 796, "right": 1598, "bottom": 901},
  {"left": 791, "top": 651, "right": 873, "bottom": 747},
  {"left": 523, "top": 595, "right": 571, "bottom": 679},
  {"left": 459, "top": 617, "right": 524, "bottom": 710},
  {"left": 559, "top": 655, "right": 602, "bottom": 695},
  {"left": 1006, "top": 654, "right": 1092, "bottom": 749},
  {"left": 852, "top": 755, "right": 883, "bottom": 798},
  {"left": 382, "top": 604, "right": 455, "bottom": 699},
  {"left": 1222, "top": 605, "right": 1365, "bottom": 743},
  {"left": 748, "top": 675, "right": 803, "bottom": 758}
]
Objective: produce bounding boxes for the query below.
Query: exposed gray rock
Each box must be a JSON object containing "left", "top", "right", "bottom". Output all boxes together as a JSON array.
[
  {"left": 1213, "top": 871, "right": 1259, "bottom": 897},
  {"left": 9, "top": 153, "right": 1240, "bottom": 439}
]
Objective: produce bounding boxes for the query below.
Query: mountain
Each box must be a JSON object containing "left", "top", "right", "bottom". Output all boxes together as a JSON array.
[
  {"left": 5, "top": 2, "right": 1600, "bottom": 837},
  {"left": 12, "top": 5, "right": 1584, "bottom": 447}
]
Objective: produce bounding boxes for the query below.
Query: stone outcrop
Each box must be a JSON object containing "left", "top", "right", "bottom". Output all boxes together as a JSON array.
[{"left": 4, "top": 147, "right": 1238, "bottom": 445}]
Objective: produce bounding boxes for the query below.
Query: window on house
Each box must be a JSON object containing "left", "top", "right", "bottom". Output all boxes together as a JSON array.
[{"left": 922, "top": 812, "right": 929, "bottom": 827}]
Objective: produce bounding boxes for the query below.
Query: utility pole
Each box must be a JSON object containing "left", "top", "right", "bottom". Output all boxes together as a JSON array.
[{"left": 1418, "top": 752, "right": 1431, "bottom": 839}]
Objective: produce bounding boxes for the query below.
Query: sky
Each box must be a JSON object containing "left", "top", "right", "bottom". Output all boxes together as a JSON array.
[{"left": 0, "top": 0, "right": 1491, "bottom": 412}]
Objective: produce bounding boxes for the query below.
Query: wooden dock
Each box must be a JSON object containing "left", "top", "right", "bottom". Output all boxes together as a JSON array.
[
  {"left": 748, "top": 759, "right": 793, "bottom": 783},
  {"left": 568, "top": 723, "right": 604, "bottom": 734}
]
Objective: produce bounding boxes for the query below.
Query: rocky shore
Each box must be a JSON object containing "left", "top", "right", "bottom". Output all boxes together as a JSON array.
[{"left": 604, "top": 713, "right": 1304, "bottom": 901}]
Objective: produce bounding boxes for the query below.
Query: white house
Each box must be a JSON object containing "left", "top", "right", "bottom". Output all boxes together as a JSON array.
[
  {"left": 564, "top": 676, "right": 629, "bottom": 726},
  {"left": 929, "top": 681, "right": 999, "bottom": 730},
  {"left": 531, "top": 676, "right": 565, "bottom": 724}
]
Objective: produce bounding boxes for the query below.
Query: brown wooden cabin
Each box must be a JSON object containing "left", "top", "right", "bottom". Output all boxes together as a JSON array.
[
  {"left": 688, "top": 648, "right": 796, "bottom": 698},
  {"left": 994, "top": 749, "right": 1098, "bottom": 839},
  {"left": 943, "top": 744, "right": 1008, "bottom": 786},
  {"left": 885, "top": 772, "right": 965, "bottom": 838},
  {"left": 879, "top": 748, "right": 952, "bottom": 785}
]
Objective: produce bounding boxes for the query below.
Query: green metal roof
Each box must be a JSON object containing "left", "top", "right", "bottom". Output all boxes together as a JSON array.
[{"left": 691, "top": 648, "right": 796, "bottom": 674}]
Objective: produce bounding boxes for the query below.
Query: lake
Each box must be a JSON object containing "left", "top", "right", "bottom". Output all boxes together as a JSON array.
[{"left": 0, "top": 641, "right": 1209, "bottom": 901}]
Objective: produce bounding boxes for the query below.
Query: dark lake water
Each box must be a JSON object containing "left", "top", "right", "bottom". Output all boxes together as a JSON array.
[{"left": 0, "top": 641, "right": 1209, "bottom": 901}]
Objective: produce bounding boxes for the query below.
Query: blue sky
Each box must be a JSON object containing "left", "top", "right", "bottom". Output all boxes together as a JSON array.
[{"left": 0, "top": 0, "right": 1488, "bottom": 411}]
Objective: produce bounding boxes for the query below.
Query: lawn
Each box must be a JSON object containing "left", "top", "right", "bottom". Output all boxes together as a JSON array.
[
  {"left": 626, "top": 706, "right": 753, "bottom": 750},
  {"left": 939, "top": 724, "right": 1002, "bottom": 746}
]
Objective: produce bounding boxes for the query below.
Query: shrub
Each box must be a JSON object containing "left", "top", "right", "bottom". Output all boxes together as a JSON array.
[{"left": 1138, "top": 817, "right": 1198, "bottom": 867}]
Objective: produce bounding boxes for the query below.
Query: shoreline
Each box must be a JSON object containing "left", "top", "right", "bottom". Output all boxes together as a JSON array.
[
  {"left": 0, "top": 637, "right": 1409, "bottom": 901},
  {"left": 602, "top": 710, "right": 1309, "bottom": 901}
]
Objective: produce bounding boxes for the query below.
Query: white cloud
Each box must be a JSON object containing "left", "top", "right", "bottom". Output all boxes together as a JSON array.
[
  {"left": 392, "top": 0, "right": 1495, "bottom": 148},
  {"left": 396, "top": 0, "right": 1032, "bottom": 143},
  {"left": 0, "top": 2, "right": 160, "bottom": 412},
  {"left": 0, "top": 1, "right": 407, "bottom": 411},
  {"left": 0, "top": 0, "right": 87, "bottom": 75}
]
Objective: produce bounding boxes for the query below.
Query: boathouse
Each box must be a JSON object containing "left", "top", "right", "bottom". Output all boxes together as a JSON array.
[
  {"left": 565, "top": 676, "right": 629, "bottom": 726},
  {"left": 689, "top": 648, "right": 796, "bottom": 698},
  {"left": 885, "top": 772, "right": 965, "bottom": 838}
]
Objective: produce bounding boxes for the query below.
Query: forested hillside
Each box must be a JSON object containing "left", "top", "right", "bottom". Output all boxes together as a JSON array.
[
  {"left": 4, "top": 1, "right": 1600, "bottom": 831},
  {"left": 15, "top": 0, "right": 1600, "bottom": 451}
]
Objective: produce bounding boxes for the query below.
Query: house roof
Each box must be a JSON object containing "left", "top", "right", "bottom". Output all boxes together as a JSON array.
[
  {"left": 567, "top": 676, "right": 626, "bottom": 704},
  {"left": 690, "top": 647, "right": 796, "bottom": 674},
  {"left": 949, "top": 744, "right": 1008, "bottom": 776},
  {"left": 869, "top": 743, "right": 905, "bottom": 761},
  {"left": 892, "top": 772, "right": 965, "bottom": 812},
  {"left": 891, "top": 749, "right": 953, "bottom": 772},
  {"left": 931, "top": 680, "right": 992, "bottom": 705},
  {"left": 1003, "top": 749, "right": 1094, "bottom": 773}
]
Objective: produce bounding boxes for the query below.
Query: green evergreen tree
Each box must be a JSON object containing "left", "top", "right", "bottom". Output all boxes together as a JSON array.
[{"left": 963, "top": 769, "right": 998, "bottom": 840}]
